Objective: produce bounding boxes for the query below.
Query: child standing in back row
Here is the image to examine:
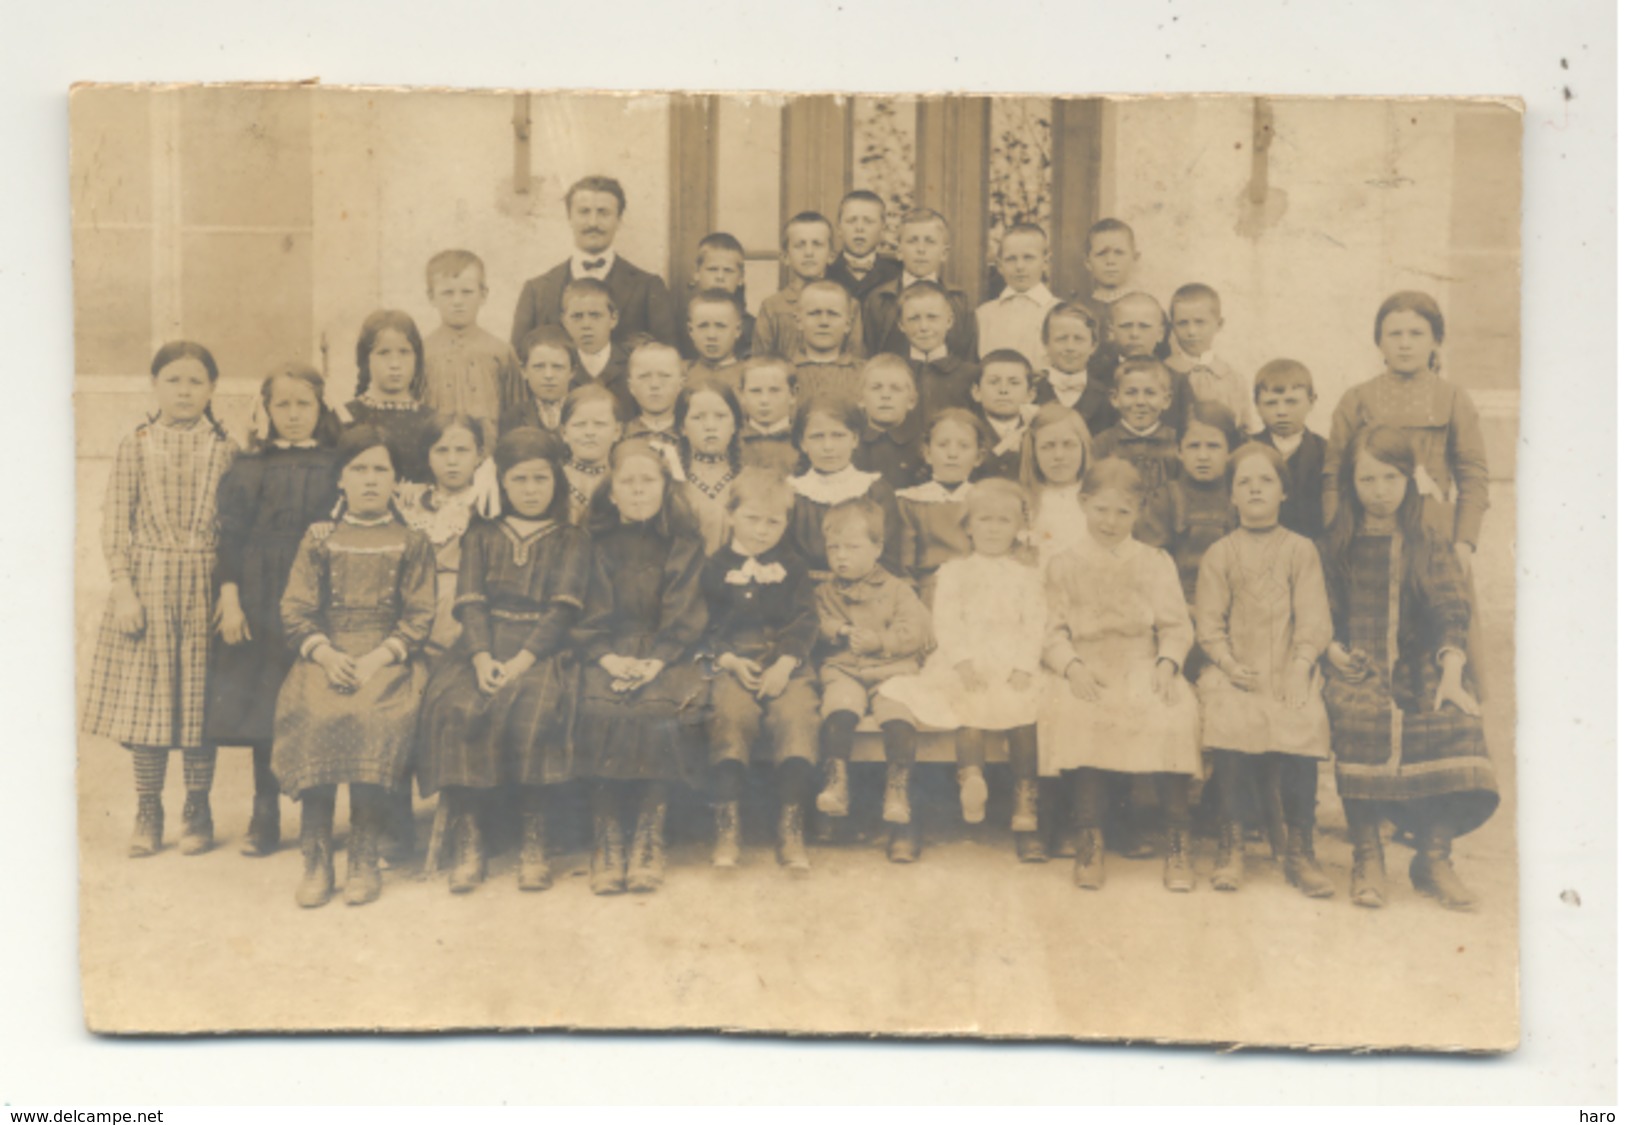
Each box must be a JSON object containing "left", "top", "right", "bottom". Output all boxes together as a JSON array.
[
  {"left": 977, "top": 223, "right": 1060, "bottom": 370},
  {"left": 84, "top": 342, "right": 238, "bottom": 859},
  {"left": 1165, "top": 283, "right": 1256, "bottom": 434},
  {"left": 863, "top": 208, "right": 978, "bottom": 361},
  {"left": 754, "top": 212, "right": 865, "bottom": 362},
  {"left": 421, "top": 249, "right": 525, "bottom": 424},
  {"left": 681, "top": 233, "right": 756, "bottom": 363},
  {"left": 205, "top": 363, "right": 340, "bottom": 858}
]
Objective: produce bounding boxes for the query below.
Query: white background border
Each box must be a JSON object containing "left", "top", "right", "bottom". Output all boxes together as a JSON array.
[{"left": 1, "top": 0, "right": 1615, "bottom": 1105}]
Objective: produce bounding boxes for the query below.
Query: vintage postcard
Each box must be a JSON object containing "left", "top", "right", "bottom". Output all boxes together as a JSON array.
[{"left": 71, "top": 85, "right": 1520, "bottom": 1048}]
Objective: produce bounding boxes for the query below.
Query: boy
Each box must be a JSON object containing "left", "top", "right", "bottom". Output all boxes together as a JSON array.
[
  {"left": 1166, "top": 283, "right": 1257, "bottom": 433},
  {"left": 862, "top": 208, "right": 978, "bottom": 361},
  {"left": 853, "top": 354, "right": 929, "bottom": 490},
  {"left": 898, "top": 282, "right": 980, "bottom": 424},
  {"left": 969, "top": 349, "right": 1038, "bottom": 481},
  {"left": 791, "top": 279, "right": 867, "bottom": 406},
  {"left": 1092, "top": 357, "right": 1183, "bottom": 495},
  {"left": 684, "top": 288, "right": 747, "bottom": 393},
  {"left": 700, "top": 469, "right": 823, "bottom": 872},
  {"left": 813, "top": 497, "right": 933, "bottom": 863},
  {"left": 1251, "top": 358, "right": 1327, "bottom": 541},
  {"left": 753, "top": 212, "right": 864, "bottom": 361},
  {"left": 827, "top": 189, "right": 903, "bottom": 302},
  {"left": 681, "top": 232, "right": 756, "bottom": 361},
  {"left": 1083, "top": 218, "right": 1141, "bottom": 317},
  {"left": 560, "top": 278, "right": 636, "bottom": 419},
  {"left": 1097, "top": 292, "right": 1191, "bottom": 431},
  {"left": 501, "top": 325, "right": 580, "bottom": 435},
  {"left": 738, "top": 357, "right": 801, "bottom": 476},
  {"left": 1033, "top": 301, "right": 1113, "bottom": 434},
  {"left": 622, "top": 340, "right": 686, "bottom": 461},
  {"left": 422, "top": 249, "right": 525, "bottom": 422},
  {"left": 976, "top": 223, "right": 1059, "bottom": 370}
]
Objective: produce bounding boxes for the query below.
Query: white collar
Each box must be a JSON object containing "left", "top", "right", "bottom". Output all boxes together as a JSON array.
[
  {"left": 902, "top": 271, "right": 940, "bottom": 288},
  {"left": 578, "top": 345, "right": 612, "bottom": 377},
  {"left": 1271, "top": 430, "right": 1305, "bottom": 459},
  {"left": 895, "top": 479, "right": 973, "bottom": 504},
  {"left": 271, "top": 439, "right": 320, "bottom": 450},
  {"left": 790, "top": 464, "right": 879, "bottom": 506},
  {"left": 911, "top": 346, "right": 949, "bottom": 364},
  {"left": 571, "top": 248, "right": 617, "bottom": 278},
  {"left": 1045, "top": 367, "right": 1090, "bottom": 396},
  {"left": 1000, "top": 282, "right": 1055, "bottom": 306},
  {"left": 1091, "top": 285, "right": 1125, "bottom": 304},
  {"left": 1176, "top": 345, "right": 1217, "bottom": 368},
  {"left": 985, "top": 412, "right": 1025, "bottom": 438},
  {"left": 745, "top": 418, "right": 791, "bottom": 437},
  {"left": 1119, "top": 419, "right": 1163, "bottom": 439}
]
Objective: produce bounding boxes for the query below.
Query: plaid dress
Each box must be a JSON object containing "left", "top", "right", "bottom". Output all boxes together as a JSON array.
[
  {"left": 1320, "top": 532, "right": 1498, "bottom": 834},
  {"left": 415, "top": 518, "right": 589, "bottom": 794},
  {"left": 82, "top": 419, "right": 237, "bottom": 748}
]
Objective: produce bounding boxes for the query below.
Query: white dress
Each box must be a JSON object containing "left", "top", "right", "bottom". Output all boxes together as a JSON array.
[
  {"left": 1031, "top": 484, "right": 1090, "bottom": 574},
  {"left": 879, "top": 553, "right": 1045, "bottom": 731},
  {"left": 1037, "top": 535, "right": 1201, "bottom": 776}
]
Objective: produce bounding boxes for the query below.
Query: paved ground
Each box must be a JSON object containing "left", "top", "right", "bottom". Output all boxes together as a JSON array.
[{"left": 75, "top": 485, "right": 1518, "bottom": 1049}]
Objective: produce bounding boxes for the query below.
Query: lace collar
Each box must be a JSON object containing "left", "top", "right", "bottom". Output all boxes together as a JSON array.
[
  {"left": 358, "top": 393, "right": 422, "bottom": 413},
  {"left": 790, "top": 464, "right": 879, "bottom": 506},
  {"left": 895, "top": 479, "right": 973, "bottom": 505}
]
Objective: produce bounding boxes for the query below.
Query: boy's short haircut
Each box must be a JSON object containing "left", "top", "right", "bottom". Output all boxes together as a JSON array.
[
  {"left": 740, "top": 355, "right": 796, "bottom": 394},
  {"left": 1084, "top": 217, "right": 1137, "bottom": 256},
  {"left": 1179, "top": 399, "right": 1242, "bottom": 448},
  {"left": 798, "top": 279, "right": 850, "bottom": 307},
  {"left": 1113, "top": 356, "right": 1173, "bottom": 393},
  {"left": 1001, "top": 222, "right": 1048, "bottom": 246},
  {"left": 1170, "top": 282, "right": 1222, "bottom": 316},
  {"left": 426, "top": 248, "right": 485, "bottom": 292},
  {"left": 898, "top": 207, "right": 950, "bottom": 239},
  {"left": 822, "top": 496, "right": 887, "bottom": 546},
  {"left": 727, "top": 466, "right": 796, "bottom": 516},
  {"left": 962, "top": 476, "right": 1031, "bottom": 528},
  {"left": 560, "top": 382, "right": 625, "bottom": 426},
  {"left": 898, "top": 279, "right": 953, "bottom": 312},
  {"left": 1041, "top": 301, "right": 1100, "bottom": 345},
  {"left": 836, "top": 189, "right": 886, "bottom": 220},
  {"left": 564, "top": 175, "right": 627, "bottom": 215},
  {"left": 519, "top": 325, "right": 576, "bottom": 365},
  {"left": 688, "top": 287, "right": 744, "bottom": 318},
  {"left": 782, "top": 210, "right": 834, "bottom": 248},
  {"left": 561, "top": 277, "right": 618, "bottom": 314},
  {"left": 792, "top": 394, "right": 866, "bottom": 446},
  {"left": 1082, "top": 455, "right": 1150, "bottom": 501},
  {"left": 978, "top": 348, "right": 1034, "bottom": 385},
  {"left": 1111, "top": 291, "right": 1168, "bottom": 327},
  {"left": 860, "top": 352, "right": 918, "bottom": 392},
  {"left": 927, "top": 406, "right": 987, "bottom": 449},
  {"left": 1225, "top": 440, "right": 1289, "bottom": 491},
  {"left": 1254, "top": 358, "right": 1317, "bottom": 399},
  {"left": 629, "top": 339, "right": 682, "bottom": 374},
  {"left": 696, "top": 231, "right": 746, "bottom": 265}
]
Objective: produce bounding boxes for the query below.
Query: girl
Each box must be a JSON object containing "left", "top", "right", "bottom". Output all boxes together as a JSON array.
[
  {"left": 84, "top": 341, "right": 238, "bottom": 858},
  {"left": 786, "top": 396, "right": 900, "bottom": 578},
  {"left": 1137, "top": 399, "right": 1241, "bottom": 604},
  {"left": 1194, "top": 443, "right": 1335, "bottom": 896},
  {"left": 572, "top": 439, "right": 709, "bottom": 895},
  {"left": 558, "top": 384, "right": 623, "bottom": 525},
  {"left": 1018, "top": 404, "right": 1093, "bottom": 573},
  {"left": 1324, "top": 291, "right": 1490, "bottom": 570},
  {"left": 204, "top": 363, "right": 340, "bottom": 858},
  {"left": 396, "top": 414, "right": 489, "bottom": 657},
  {"left": 272, "top": 427, "right": 436, "bottom": 908},
  {"left": 1038, "top": 458, "right": 1202, "bottom": 891},
  {"left": 880, "top": 478, "right": 1048, "bottom": 861},
  {"left": 416, "top": 428, "right": 589, "bottom": 894},
  {"left": 678, "top": 377, "right": 744, "bottom": 556},
  {"left": 340, "top": 310, "right": 436, "bottom": 484},
  {"left": 1319, "top": 425, "right": 1498, "bottom": 911},
  {"left": 894, "top": 408, "right": 982, "bottom": 603}
]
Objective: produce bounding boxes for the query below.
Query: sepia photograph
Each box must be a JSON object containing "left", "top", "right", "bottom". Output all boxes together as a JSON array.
[{"left": 68, "top": 84, "right": 1526, "bottom": 1050}]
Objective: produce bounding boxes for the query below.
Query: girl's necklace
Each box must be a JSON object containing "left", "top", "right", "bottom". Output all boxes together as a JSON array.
[
  {"left": 687, "top": 453, "right": 736, "bottom": 500},
  {"left": 567, "top": 459, "right": 607, "bottom": 510}
]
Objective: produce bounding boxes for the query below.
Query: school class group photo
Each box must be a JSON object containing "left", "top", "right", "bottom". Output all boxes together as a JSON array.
[{"left": 82, "top": 165, "right": 1501, "bottom": 919}]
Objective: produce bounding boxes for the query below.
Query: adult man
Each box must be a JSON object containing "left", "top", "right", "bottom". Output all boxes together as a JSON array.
[{"left": 510, "top": 175, "right": 677, "bottom": 350}]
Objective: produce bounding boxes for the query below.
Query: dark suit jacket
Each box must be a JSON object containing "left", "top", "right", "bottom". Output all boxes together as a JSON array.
[
  {"left": 828, "top": 254, "right": 904, "bottom": 304},
  {"left": 1253, "top": 428, "right": 1327, "bottom": 542},
  {"left": 510, "top": 256, "right": 677, "bottom": 352},
  {"left": 862, "top": 277, "right": 979, "bottom": 362}
]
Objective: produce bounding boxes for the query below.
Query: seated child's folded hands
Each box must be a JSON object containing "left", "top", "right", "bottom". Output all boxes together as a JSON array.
[
  {"left": 314, "top": 642, "right": 360, "bottom": 692},
  {"left": 718, "top": 652, "right": 764, "bottom": 693},
  {"left": 473, "top": 651, "right": 505, "bottom": 695},
  {"left": 847, "top": 626, "right": 883, "bottom": 655},
  {"left": 1224, "top": 661, "right": 1262, "bottom": 693},
  {"left": 1065, "top": 659, "right": 1104, "bottom": 701},
  {"left": 756, "top": 656, "right": 797, "bottom": 700},
  {"left": 1326, "top": 642, "right": 1371, "bottom": 683}
]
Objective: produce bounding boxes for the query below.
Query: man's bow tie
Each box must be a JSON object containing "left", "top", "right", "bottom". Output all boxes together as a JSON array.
[{"left": 581, "top": 258, "right": 607, "bottom": 272}]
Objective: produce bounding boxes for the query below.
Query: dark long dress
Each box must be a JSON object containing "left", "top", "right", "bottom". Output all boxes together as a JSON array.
[
  {"left": 203, "top": 445, "right": 339, "bottom": 746},
  {"left": 416, "top": 519, "right": 590, "bottom": 793},
  {"left": 271, "top": 516, "right": 436, "bottom": 795},
  {"left": 571, "top": 519, "right": 709, "bottom": 781},
  {"left": 1320, "top": 532, "right": 1498, "bottom": 836}
]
